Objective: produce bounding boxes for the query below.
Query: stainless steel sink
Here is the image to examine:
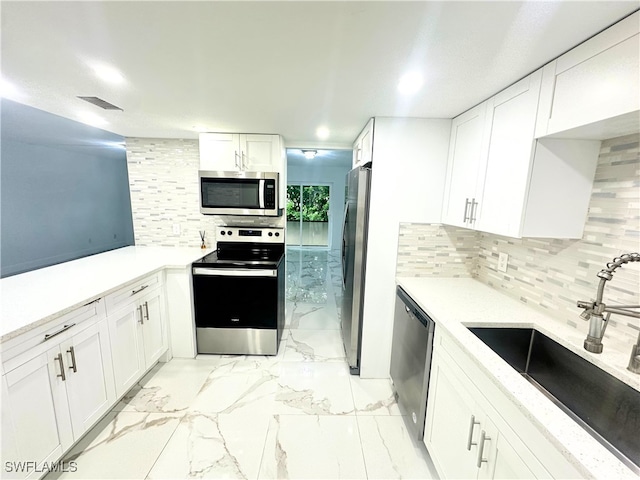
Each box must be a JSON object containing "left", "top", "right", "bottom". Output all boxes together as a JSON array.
[{"left": 468, "top": 327, "right": 640, "bottom": 473}]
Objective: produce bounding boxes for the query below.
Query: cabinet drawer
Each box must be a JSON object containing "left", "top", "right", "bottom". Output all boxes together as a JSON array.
[
  {"left": 1, "top": 301, "right": 103, "bottom": 369},
  {"left": 104, "top": 272, "right": 162, "bottom": 315}
]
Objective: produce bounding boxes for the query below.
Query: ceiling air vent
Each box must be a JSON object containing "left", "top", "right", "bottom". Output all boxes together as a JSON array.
[{"left": 77, "top": 96, "right": 123, "bottom": 111}]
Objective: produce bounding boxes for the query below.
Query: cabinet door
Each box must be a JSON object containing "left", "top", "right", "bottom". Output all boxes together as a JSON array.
[
  {"left": 2, "top": 347, "right": 73, "bottom": 474},
  {"left": 353, "top": 119, "right": 374, "bottom": 168},
  {"left": 141, "top": 292, "right": 166, "bottom": 367},
  {"left": 240, "top": 134, "right": 280, "bottom": 171},
  {"left": 544, "top": 13, "right": 639, "bottom": 135},
  {"left": 108, "top": 305, "right": 145, "bottom": 397},
  {"left": 475, "top": 71, "right": 542, "bottom": 237},
  {"left": 63, "top": 320, "right": 116, "bottom": 439},
  {"left": 441, "top": 103, "right": 487, "bottom": 228},
  {"left": 487, "top": 430, "right": 536, "bottom": 480},
  {"left": 424, "top": 353, "right": 480, "bottom": 479},
  {"left": 199, "top": 133, "right": 240, "bottom": 171}
]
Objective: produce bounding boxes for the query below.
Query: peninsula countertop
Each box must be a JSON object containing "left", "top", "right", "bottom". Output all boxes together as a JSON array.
[{"left": 1, "top": 246, "right": 212, "bottom": 343}]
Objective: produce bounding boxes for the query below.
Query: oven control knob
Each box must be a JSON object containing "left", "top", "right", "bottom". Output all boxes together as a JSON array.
[
  {"left": 220, "top": 231, "right": 225, "bottom": 235},
  {"left": 227, "top": 231, "right": 233, "bottom": 236},
  {"left": 275, "top": 232, "right": 280, "bottom": 237},
  {"left": 268, "top": 232, "right": 273, "bottom": 237}
]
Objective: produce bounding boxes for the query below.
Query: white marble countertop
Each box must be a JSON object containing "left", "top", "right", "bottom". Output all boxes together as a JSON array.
[
  {"left": 397, "top": 277, "right": 639, "bottom": 480},
  {"left": 1, "top": 246, "right": 213, "bottom": 343}
]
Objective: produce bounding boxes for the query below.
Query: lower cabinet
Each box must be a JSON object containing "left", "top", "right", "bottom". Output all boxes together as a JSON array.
[
  {"left": 1, "top": 272, "right": 169, "bottom": 479},
  {"left": 1, "top": 314, "right": 115, "bottom": 479},
  {"left": 108, "top": 286, "right": 167, "bottom": 397},
  {"left": 425, "top": 350, "right": 538, "bottom": 479},
  {"left": 424, "top": 329, "right": 561, "bottom": 479}
]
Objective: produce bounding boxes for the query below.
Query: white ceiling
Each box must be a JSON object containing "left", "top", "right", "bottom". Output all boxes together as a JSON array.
[{"left": 2, "top": 1, "right": 637, "bottom": 148}]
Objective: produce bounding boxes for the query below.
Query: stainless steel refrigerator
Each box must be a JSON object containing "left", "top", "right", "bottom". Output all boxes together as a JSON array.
[{"left": 341, "top": 165, "right": 371, "bottom": 375}]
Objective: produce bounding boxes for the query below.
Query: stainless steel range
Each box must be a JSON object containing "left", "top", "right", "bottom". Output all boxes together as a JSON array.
[{"left": 192, "top": 226, "right": 285, "bottom": 355}]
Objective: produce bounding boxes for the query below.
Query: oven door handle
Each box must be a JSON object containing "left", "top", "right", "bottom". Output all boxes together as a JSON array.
[{"left": 193, "top": 268, "right": 277, "bottom": 277}]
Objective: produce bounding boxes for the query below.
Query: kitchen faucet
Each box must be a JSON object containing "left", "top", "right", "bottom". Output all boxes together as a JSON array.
[{"left": 576, "top": 253, "right": 640, "bottom": 373}]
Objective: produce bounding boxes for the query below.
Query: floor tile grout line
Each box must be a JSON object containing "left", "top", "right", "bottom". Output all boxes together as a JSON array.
[{"left": 142, "top": 411, "right": 186, "bottom": 480}]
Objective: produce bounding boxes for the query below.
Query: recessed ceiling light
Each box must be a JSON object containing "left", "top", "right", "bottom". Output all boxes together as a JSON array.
[
  {"left": 316, "top": 127, "right": 330, "bottom": 140},
  {"left": 93, "top": 64, "right": 125, "bottom": 85},
  {"left": 398, "top": 72, "right": 423, "bottom": 95},
  {"left": 302, "top": 149, "right": 317, "bottom": 160},
  {"left": 78, "top": 111, "right": 108, "bottom": 127}
]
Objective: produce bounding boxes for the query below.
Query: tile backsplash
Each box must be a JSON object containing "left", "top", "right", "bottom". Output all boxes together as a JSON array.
[
  {"left": 397, "top": 133, "right": 640, "bottom": 341},
  {"left": 126, "top": 138, "right": 220, "bottom": 248}
]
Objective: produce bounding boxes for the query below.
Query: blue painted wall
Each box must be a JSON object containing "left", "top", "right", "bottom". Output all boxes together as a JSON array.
[{"left": 1, "top": 99, "right": 134, "bottom": 277}]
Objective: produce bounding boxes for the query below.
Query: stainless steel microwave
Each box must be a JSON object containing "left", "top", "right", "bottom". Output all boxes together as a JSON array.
[{"left": 199, "top": 171, "right": 281, "bottom": 216}]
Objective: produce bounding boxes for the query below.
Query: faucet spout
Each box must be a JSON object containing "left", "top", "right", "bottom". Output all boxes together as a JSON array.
[{"left": 577, "top": 253, "right": 640, "bottom": 355}]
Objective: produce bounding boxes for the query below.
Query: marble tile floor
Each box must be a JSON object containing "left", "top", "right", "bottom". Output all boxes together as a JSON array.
[{"left": 47, "top": 248, "right": 438, "bottom": 480}]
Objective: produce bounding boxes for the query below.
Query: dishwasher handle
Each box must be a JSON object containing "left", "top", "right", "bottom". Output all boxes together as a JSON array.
[{"left": 397, "top": 286, "right": 432, "bottom": 328}]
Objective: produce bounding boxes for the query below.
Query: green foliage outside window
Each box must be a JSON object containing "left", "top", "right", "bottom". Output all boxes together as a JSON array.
[{"left": 287, "top": 185, "right": 330, "bottom": 222}]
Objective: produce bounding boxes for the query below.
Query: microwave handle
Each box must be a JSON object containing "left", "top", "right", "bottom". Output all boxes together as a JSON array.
[{"left": 259, "top": 179, "right": 265, "bottom": 209}]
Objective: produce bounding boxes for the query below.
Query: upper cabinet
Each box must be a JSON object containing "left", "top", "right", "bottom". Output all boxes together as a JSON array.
[
  {"left": 537, "top": 11, "right": 639, "bottom": 139},
  {"left": 352, "top": 118, "right": 374, "bottom": 168},
  {"left": 199, "top": 133, "right": 284, "bottom": 172},
  {"left": 441, "top": 103, "right": 487, "bottom": 229},
  {"left": 439, "top": 12, "right": 640, "bottom": 239},
  {"left": 442, "top": 67, "right": 601, "bottom": 239}
]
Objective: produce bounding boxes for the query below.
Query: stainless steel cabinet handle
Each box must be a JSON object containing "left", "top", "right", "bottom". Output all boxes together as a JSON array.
[
  {"left": 234, "top": 151, "right": 241, "bottom": 169},
  {"left": 44, "top": 323, "right": 76, "bottom": 342},
  {"left": 470, "top": 198, "right": 478, "bottom": 223},
  {"left": 131, "top": 285, "right": 149, "bottom": 296},
  {"left": 83, "top": 298, "right": 101, "bottom": 307},
  {"left": 467, "top": 415, "right": 480, "bottom": 450},
  {"left": 242, "top": 152, "right": 247, "bottom": 169},
  {"left": 476, "top": 430, "right": 491, "bottom": 468},
  {"left": 67, "top": 346, "right": 78, "bottom": 373},
  {"left": 137, "top": 305, "right": 144, "bottom": 324},
  {"left": 54, "top": 354, "right": 66, "bottom": 381},
  {"left": 143, "top": 301, "right": 150, "bottom": 321},
  {"left": 463, "top": 198, "right": 471, "bottom": 222}
]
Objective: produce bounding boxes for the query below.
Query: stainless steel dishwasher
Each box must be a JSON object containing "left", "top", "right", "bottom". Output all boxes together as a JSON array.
[{"left": 390, "top": 286, "right": 436, "bottom": 440}]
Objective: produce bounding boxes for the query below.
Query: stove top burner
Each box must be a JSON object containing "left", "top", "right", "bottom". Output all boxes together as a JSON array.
[{"left": 193, "top": 226, "right": 285, "bottom": 269}]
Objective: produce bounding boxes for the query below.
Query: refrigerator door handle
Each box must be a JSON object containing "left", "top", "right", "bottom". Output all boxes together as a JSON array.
[{"left": 341, "top": 203, "right": 349, "bottom": 289}]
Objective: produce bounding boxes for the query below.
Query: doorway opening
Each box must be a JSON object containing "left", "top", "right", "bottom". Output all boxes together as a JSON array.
[{"left": 286, "top": 184, "right": 331, "bottom": 247}]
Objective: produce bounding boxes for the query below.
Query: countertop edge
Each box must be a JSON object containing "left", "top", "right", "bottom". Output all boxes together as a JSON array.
[{"left": 1, "top": 246, "right": 212, "bottom": 343}]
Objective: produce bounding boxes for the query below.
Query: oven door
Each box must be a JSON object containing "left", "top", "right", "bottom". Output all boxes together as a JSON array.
[{"left": 192, "top": 267, "right": 279, "bottom": 329}]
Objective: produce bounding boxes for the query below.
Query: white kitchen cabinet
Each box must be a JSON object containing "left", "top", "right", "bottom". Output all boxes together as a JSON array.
[
  {"left": 61, "top": 318, "right": 116, "bottom": 439},
  {"left": 199, "top": 132, "right": 283, "bottom": 172},
  {"left": 108, "top": 303, "right": 145, "bottom": 397},
  {"left": 2, "top": 346, "right": 73, "bottom": 479},
  {"left": 442, "top": 68, "right": 600, "bottom": 239},
  {"left": 426, "top": 344, "right": 542, "bottom": 479},
  {"left": 537, "top": 11, "right": 639, "bottom": 138},
  {"left": 352, "top": 118, "right": 374, "bottom": 168},
  {"left": 0, "top": 301, "right": 115, "bottom": 479},
  {"left": 425, "top": 328, "right": 580, "bottom": 479},
  {"left": 106, "top": 276, "right": 167, "bottom": 397},
  {"left": 440, "top": 103, "right": 487, "bottom": 229}
]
